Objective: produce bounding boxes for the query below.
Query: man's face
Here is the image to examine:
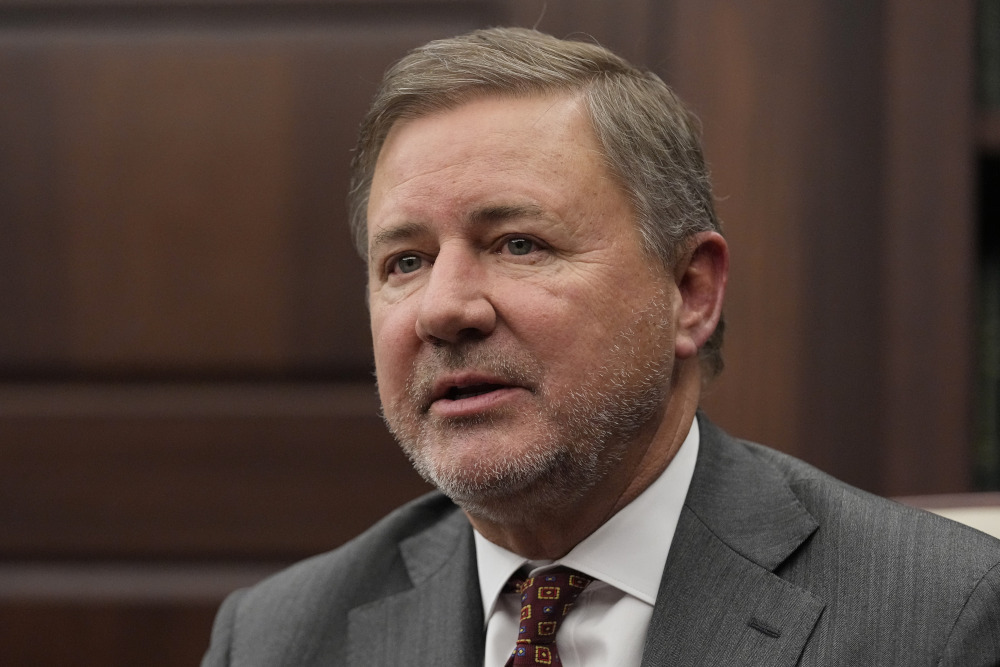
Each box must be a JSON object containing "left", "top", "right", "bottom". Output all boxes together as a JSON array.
[{"left": 366, "top": 94, "right": 683, "bottom": 520}]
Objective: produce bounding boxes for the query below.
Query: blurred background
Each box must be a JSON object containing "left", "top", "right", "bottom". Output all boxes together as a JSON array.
[{"left": 1, "top": 0, "right": 997, "bottom": 663}]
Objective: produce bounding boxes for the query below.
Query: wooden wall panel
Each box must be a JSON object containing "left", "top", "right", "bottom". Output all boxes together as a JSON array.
[
  {"left": 55, "top": 38, "right": 299, "bottom": 373},
  {"left": 662, "top": 1, "right": 976, "bottom": 495},
  {"left": 0, "top": 601, "right": 217, "bottom": 666},
  {"left": 0, "top": 562, "right": 283, "bottom": 667},
  {"left": 0, "top": 384, "right": 430, "bottom": 558},
  {"left": 661, "top": 1, "right": 817, "bottom": 465},
  {"left": 0, "top": 7, "right": 498, "bottom": 379},
  {"left": 881, "top": 0, "right": 976, "bottom": 494}
]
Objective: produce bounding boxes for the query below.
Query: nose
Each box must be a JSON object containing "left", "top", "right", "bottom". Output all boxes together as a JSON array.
[{"left": 415, "top": 245, "right": 497, "bottom": 344}]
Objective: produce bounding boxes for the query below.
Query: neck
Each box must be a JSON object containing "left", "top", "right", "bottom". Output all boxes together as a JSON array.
[{"left": 466, "top": 359, "right": 702, "bottom": 559}]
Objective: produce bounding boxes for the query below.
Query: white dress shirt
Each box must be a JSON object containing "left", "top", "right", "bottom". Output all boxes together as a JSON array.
[{"left": 475, "top": 419, "right": 699, "bottom": 667}]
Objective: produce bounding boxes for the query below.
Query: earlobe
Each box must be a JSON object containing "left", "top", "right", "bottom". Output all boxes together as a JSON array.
[{"left": 674, "top": 231, "right": 728, "bottom": 360}]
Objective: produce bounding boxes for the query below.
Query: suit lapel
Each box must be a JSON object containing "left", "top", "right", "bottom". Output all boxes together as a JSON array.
[
  {"left": 345, "top": 417, "right": 825, "bottom": 666},
  {"left": 641, "top": 416, "right": 825, "bottom": 666},
  {"left": 346, "top": 508, "right": 484, "bottom": 667}
]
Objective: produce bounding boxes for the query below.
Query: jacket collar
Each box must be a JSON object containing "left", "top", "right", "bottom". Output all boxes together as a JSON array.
[
  {"left": 346, "top": 506, "right": 484, "bottom": 667},
  {"left": 641, "top": 414, "right": 824, "bottom": 666}
]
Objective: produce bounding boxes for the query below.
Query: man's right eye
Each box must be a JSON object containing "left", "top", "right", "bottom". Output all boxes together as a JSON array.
[{"left": 394, "top": 255, "right": 423, "bottom": 274}]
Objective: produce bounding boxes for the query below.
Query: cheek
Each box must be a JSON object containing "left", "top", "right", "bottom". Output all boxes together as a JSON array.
[
  {"left": 513, "top": 272, "right": 674, "bottom": 367},
  {"left": 496, "top": 285, "right": 608, "bottom": 379},
  {"left": 495, "top": 283, "right": 573, "bottom": 344},
  {"left": 511, "top": 275, "right": 625, "bottom": 342},
  {"left": 370, "top": 304, "right": 417, "bottom": 397}
]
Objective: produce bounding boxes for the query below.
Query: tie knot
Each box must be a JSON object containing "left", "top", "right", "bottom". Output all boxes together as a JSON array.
[
  {"left": 505, "top": 566, "right": 594, "bottom": 666},
  {"left": 512, "top": 567, "right": 592, "bottom": 599}
]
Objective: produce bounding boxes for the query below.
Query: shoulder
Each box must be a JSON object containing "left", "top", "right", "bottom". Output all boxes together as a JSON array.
[
  {"left": 766, "top": 443, "right": 1000, "bottom": 664},
  {"left": 697, "top": 415, "right": 999, "bottom": 560},
  {"left": 699, "top": 419, "right": 1000, "bottom": 664},
  {"left": 724, "top": 429, "right": 1000, "bottom": 577},
  {"left": 746, "top": 437, "right": 999, "bottom": 563},
  {"left": 250, "top": 490, "right": 461, "bottom": 601},
  {"left": 202, "top": 491, "right": 466, "bottom": 666}
]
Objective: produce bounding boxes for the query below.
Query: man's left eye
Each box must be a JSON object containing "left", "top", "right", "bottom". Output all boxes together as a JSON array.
[{"left": 505, "top": 238, "right": 535, "bottom": 256}]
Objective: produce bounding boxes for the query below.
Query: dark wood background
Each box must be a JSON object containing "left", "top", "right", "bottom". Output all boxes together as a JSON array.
[{"left": 0, "top": 1, "right": 987, "bottom": 663}]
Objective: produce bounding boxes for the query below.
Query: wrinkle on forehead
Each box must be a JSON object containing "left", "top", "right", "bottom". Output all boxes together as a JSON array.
[
  {"left": 366, "top": 92, "right": 631, "bottom": 259},
  {"left": 371, "top": 93, "right": 593, "bottom": 186}
]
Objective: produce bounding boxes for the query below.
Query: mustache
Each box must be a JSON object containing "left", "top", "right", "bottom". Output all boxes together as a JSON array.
[{"left": 405, "top": 342, "right": 541, "bottom": 409}]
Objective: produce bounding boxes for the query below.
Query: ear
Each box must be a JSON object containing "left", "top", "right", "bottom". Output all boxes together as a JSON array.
[{"left": 673, "top": 231, "right": 728, "bottom": 360}]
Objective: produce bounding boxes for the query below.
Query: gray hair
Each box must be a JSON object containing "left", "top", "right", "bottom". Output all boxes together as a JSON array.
[{"left": 348, "top": 27, "right": 724, "bottom": 377}]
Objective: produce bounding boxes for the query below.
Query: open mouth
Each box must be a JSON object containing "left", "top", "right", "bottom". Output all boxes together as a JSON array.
[{"left": 444, "top": 383, "right": 507, "bottom": 400}]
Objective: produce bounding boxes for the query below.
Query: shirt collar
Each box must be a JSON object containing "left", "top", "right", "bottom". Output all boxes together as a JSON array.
[{"left": 473, "top": 418, "right": 700, "bottom": 620}]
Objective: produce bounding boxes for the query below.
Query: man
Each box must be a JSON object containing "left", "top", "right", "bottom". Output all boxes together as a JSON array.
[{"left": 203, "top": 28, "right": 1000, "bottom": 666}]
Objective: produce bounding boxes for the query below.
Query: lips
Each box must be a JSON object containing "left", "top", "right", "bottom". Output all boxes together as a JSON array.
[
  {"left": 428, "top": 372, "right": 525, "bottom": 410},
  {"left": 444, "top": 383, "right": 507, "bottom": 400}
]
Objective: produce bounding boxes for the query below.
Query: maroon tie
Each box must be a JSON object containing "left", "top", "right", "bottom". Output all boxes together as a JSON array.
[{"left": 505, "top": 567, "right": 593, "bottom": 666}]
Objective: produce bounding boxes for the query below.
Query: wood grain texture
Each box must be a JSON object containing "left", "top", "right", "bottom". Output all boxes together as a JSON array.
[
  {"left": 880, "top": 0, "right": 975, "bottom": 494},
  {"left": 0, "top": 8, "right": 491, "bottom": 379},
  {"left": 0, "top": 383, "right": 430, "bottom": 557},
  {"left": 661, "top": 1, "right": 975, "bottom": 495}
]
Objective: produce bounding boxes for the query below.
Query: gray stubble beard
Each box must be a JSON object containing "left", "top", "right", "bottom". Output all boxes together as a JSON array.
[{"left": 380, "top": 296, "right": 676, "bottom": 525}]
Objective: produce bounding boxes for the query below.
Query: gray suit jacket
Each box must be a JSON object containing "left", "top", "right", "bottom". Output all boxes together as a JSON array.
[{"left": 202, "top": 416, "right": 1000, "bottom": 665}]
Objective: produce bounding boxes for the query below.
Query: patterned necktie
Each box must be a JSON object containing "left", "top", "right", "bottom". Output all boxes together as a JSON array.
[{"left": 504, "top": 566, "right": 594, "bottom": 667}]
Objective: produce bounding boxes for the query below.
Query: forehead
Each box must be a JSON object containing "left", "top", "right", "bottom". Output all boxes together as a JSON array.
[
  {"left": 379, "top": 92, "right": 596, "bottom": 161},
  {"left": 367, "top": 94, "right": 618, "bottom": 225}
]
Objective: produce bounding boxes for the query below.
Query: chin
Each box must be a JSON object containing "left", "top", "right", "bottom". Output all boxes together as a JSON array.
[{"left": 410, "top": 442, "right": 599, "bottom": 524}]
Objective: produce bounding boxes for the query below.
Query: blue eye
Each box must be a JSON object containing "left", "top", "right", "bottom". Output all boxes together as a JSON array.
[
  {"left": 395, "top": 255, "right": 422, "bottom": 273},
  {"left": 506, "top": 238, "right": 534, "bottom": 256}
]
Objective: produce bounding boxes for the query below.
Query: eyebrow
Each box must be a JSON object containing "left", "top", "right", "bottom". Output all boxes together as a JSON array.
[
  {"left": 368, "top": 221, "right": 427, "bottom": 262},
  {"left": 368, "top": 203, "right": 548, "bottom": 260},
  {"left": 469, "top": 202, "right": 546, "bottom": 224}
]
